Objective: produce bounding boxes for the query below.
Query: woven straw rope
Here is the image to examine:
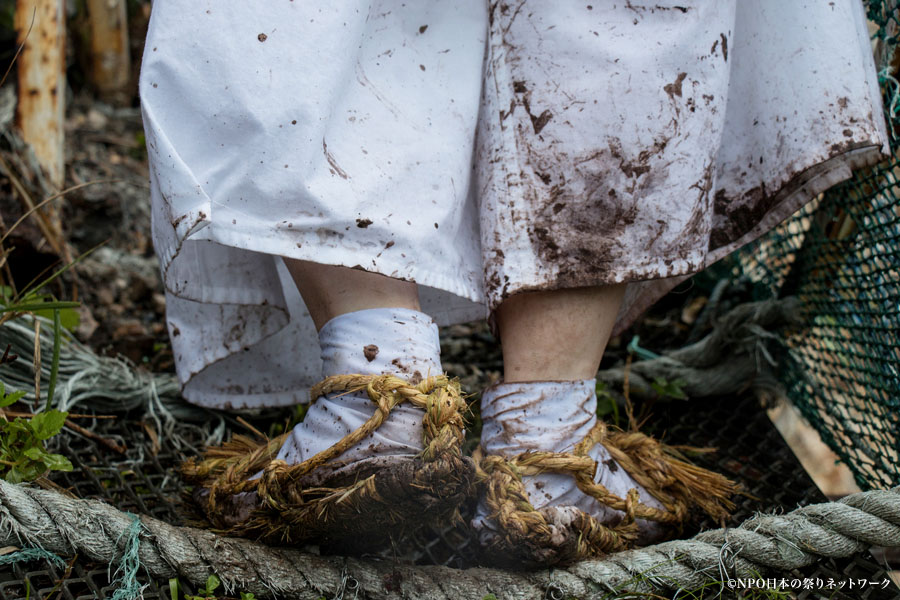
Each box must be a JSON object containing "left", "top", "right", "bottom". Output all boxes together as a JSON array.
[
  {"left": 475, "top": 419, "right": 738, "bottom": 560},
  {"left": 183, "top": 374, "right": 470, "bottom": 536}
]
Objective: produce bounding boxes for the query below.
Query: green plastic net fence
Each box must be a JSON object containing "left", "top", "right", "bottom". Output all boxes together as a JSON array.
[{"left": 718, "top": 0, "right": 900, "bottom": 491}]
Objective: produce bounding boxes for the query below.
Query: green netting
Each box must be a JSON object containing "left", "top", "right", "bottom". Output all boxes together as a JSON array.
[{"left": 718, "top": 0, "right": 900, "bottom": 491}]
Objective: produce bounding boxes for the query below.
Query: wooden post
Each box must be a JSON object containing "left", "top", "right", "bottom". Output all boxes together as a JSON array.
[
  {"left": 14, "top": 0, "right": 66, "bottom": 190},
  {"left": 13, "top": 0, "right": 70, "bottom": 265},
  {"left": 87, "top": 0, "right": 131, "bottom": 105}
]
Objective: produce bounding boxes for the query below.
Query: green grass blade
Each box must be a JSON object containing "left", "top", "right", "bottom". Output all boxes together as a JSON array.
[
  {"left": 11, "top": 241, "right": 104, "bottom": 304},
  {"left": 0, "top": 181, "right": 119, "bottom": 248},
  {"left": 1, "top": 301, "right": 81, "bottom": 313},
  {"left": 14, "top": 258, "right": 63, "bottom": 303},
  {"left": 45, "top": 308, "right": 61, "bottom": 411}
]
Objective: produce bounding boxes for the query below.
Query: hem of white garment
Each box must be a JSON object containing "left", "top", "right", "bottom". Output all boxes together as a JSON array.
[
  {"left": 174, "top": 305, "right": 291, "bottom": 382},
  {"left": 201, "top": 226, "right": 487, "bottom": 309},
  {"left": 182, "top": 380, "right": 309, "bottom": 411},
  {"left": 489, "top": 249, "right": 707, "bottom": 312},
  {"left": 165, "top": 295, "right": 305, "bottom": 410},
  {"left": 614, "top": 143, "right": 888, "bottom": 335},
  {"left": 141, "top": 98, "right": 213, "bottom": 288}
]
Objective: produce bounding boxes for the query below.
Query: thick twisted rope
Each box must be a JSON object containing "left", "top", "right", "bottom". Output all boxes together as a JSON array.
[
  {"left": 1, "top": 480, "right": 898, "bottom": 599},
  {"left": 308, "top": 373, "right": 467, "bottom": 463},
  {"left": 596, "top": 297, "right": 801, "bottom": 401}
]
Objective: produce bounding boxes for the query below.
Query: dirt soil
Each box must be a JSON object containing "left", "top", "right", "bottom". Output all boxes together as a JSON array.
[{"left": 1, "top": 94, "right": 170, "bottom": 370}]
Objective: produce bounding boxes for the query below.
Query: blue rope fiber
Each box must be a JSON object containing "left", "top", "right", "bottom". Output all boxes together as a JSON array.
[
  {"left": 0, "top": 547, "right": 65, "bottom": 568},
  {"left": 109, "top": 513, "right": 146, "bottom": 600},
  {"left": 626, "top": 335, "right": 661, "bottom": 361}
]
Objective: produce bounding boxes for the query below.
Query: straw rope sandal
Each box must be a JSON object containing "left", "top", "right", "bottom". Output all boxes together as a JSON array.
[
  {"left": 474, "top": 419, "right": 739, "bottom": 567},
  {"left": 180, "top": 373, "right": 475, "bottom": 551}
]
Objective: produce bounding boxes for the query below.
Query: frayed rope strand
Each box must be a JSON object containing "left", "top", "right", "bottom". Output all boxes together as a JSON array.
[
  {"left": 109, "top": 513, "right": 147, "bottom": 600},
  {"left": 0, "top": 547, "right": 64, "bottom": 568}
]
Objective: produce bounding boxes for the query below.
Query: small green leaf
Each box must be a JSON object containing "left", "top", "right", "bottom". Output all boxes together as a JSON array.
[
  {"left": 7, "top": 418, "right": 28, "bottom": 433},
  {"left": 7, "top": 461, "right": 44, "bottom": 483},
  {"left": 40, "top": 453, "right": 72, "bottom": 472},
  {"left": 205, "top": 574, "right": 221, "bottom": 594},
  {"left": 30, "top": 410, "right": 68, "bottom": 440},
  {"left": 650, "top": 377, "right": 688, "bottom": 400},
  {"left": 0, "top": 391, "right": 72, "bottom": 482},
  {"left": 169, "top": 578, "right": 178, "bottom": 600},
  {"left": 240, "top": 593, "right": 257, "bottom": 600},
  {"left": 23, "top": 446, "right": 44, "bottom": 460},
  {"left": 0, "top": 388, "right": 25, "bottom": 408},
  {"left": 5, "top": 467, "right": 25, "bottom": 484}
]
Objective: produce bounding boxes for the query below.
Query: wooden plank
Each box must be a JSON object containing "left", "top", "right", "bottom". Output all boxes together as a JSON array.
[{"left": 87, "top": 0, "right": 130, "bottom": 105}]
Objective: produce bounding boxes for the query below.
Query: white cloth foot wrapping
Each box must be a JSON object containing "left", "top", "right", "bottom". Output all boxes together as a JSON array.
[
  {"left": 275, "top": 308, "right": 442, "bottom": 465},
  {"left": 473, "top": 379, "right": 664, "bottom": 540}
]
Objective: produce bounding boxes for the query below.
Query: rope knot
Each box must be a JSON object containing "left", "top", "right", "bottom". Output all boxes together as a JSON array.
[
  {"left": 181, "top": 372, "right": 475, "bottom": 546},
  {"left": 475, "top": 418, "right": 738, "bottom": 564}
]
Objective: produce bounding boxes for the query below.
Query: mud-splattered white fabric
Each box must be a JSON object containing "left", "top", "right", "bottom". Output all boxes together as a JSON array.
[
  {"left": 140, "top": 0, "right": 888, "bottom": 409},
  {"left": 472, "top": 380, "right": 664, "bottom": 541},
  {"left": 276, "top": 308, "right": 441, "bottom": 466}
]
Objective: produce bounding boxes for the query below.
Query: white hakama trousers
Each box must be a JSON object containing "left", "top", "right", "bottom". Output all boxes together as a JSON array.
[{"left": 140, "top": 0, "right": 887, "bottom": 409}]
